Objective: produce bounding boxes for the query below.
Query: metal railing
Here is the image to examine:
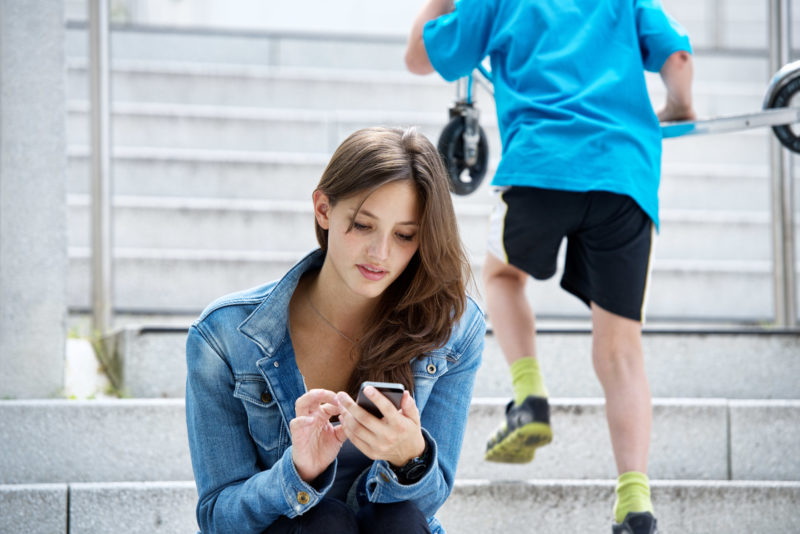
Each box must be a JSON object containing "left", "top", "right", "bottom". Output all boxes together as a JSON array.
[
  {"left": 89, "top": 0, "right": 113, "bottom": 336},
  {"left": 768, "top": 0, "right": 798, "bottom": 326}
]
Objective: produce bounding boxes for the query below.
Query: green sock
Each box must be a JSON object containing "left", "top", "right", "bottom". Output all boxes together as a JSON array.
[
  {"left": 614, "top": 471, "right": 654, "bottom": 523},
  {"left": 510, "top": 357, "right": 548, "bottom": 405}
]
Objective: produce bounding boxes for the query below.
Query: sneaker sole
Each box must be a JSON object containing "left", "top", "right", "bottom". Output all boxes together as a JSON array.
[{"left": 484, "top": 421, "right": 553, "bottom": 463}]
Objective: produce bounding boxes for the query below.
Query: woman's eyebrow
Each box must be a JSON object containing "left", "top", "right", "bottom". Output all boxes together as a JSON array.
[{"left": 358, "top": 208, "right": 419, "bottom": 226}]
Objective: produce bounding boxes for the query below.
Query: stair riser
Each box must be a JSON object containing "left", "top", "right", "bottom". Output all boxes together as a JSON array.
[
  {"left": 107, "top": 329, "right": 800, "bottom": 401},
  {"left": 439, "top": 480, "right": 800, "bottom": 534},
  {"left": 2, "top": 400, "right": 797, "bottom": 484},
  {"left": 66, "top": 255, "right": 781, "bottom": 320},
  {"left": 67, "top": 201, "right": 791, "bottom": 262},
  {"left": 66, "top": 66, "right": 774, "bottom": 120},
  {"left": 65, "top": 24, "right": 775, "bottom": 83},
  {"left": 3, "top": 480, "right": 800, "bottom": 534},
  {"left": 67, "top": 155, "right": 800, "bottom": 212},
  {"left": 67, "top": 69, "right": 456, "bottom": 113}
]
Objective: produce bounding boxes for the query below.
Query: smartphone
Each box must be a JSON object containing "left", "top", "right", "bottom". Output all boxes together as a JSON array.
[{"left": 356, "top": 381, "right": 405, "bottom": 418}]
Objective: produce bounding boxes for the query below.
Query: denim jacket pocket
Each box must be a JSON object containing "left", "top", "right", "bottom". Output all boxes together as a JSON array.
[{"left": 233, "top": 375, "right": 283, "bottom": 454}]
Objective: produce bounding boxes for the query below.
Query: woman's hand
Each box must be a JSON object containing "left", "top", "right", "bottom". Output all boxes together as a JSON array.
[
  {"left": 290, "top": 389, "right": 347, "bottom": 482},
  {"left": 336, "top": 387, "right": 426, "bottom": 467}
]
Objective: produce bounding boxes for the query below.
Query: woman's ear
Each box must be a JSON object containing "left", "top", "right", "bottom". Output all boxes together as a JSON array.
[{"left": 312, "top": 190, "right": 331, "bottom": 230}]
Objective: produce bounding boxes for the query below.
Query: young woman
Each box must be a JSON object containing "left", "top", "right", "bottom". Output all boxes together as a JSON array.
[{"left": 186, "top": 127, "right": 486, "bottom": 534}]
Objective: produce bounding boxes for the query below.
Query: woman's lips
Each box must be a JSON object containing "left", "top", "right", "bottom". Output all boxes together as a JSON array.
[{"left": 357, "top": 264, "right": 387, "bottom": 281}]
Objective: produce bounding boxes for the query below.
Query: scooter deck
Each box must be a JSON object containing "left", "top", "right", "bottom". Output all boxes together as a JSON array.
[{"left": 660, "top": 107, "right": 800, "bottom": 138}]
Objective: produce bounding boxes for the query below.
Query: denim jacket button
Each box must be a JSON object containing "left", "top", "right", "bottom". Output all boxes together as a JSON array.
[
  {"left": 380, "top": 473, "right": 390, "bottom": 483},
  {"left": 297, "top": 491, "right": 310, "bottom": 504},
  {"left": 260, "top": 391, "right": 272, "bottom": 403},
  {"left": 273, "top": 361, "right": 280, "bottom": 368},
  {"left": 426, "top": 363, "right": 437, "bottom": 374}
]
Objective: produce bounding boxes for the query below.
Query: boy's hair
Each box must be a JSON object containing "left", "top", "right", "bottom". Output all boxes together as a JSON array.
[{"left": 314, "top": 127, "right": 471, "bottom": 396}]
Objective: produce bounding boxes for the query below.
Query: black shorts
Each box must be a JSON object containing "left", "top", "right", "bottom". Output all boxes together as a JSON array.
[{"left": 487, "top": 186, "right": 655, "bottom": 322}]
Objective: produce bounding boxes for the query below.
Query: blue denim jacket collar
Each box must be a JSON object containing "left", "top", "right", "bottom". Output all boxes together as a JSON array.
[{"left": 238, "top": 248, "right": 324, "bottom": 357}]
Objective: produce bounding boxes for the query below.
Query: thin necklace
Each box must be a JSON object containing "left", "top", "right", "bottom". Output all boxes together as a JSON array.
[{"left": 305, "top": 287, "right": 357, "bottom": 345}]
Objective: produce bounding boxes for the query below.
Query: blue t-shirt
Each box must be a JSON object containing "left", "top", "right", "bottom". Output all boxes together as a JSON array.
[{"left": 423, "top": 0, "right": 691, "bottom": 228}]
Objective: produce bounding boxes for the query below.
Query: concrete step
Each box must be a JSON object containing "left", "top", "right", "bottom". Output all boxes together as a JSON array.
[
  {"left": 67, "top": 60, "right": 456, "bottom": 113},
  {"left": 65, "top": 90, "right": 777, "bottom": 157},
  {"left": 65, "top": 58, "right": 776, "bottom": 118},
  {"left": 65, "top": 194, "right": 797, "bottom": 262},
  {"left": 2, "top": 397, "right": 797, "bottom": 484},
  {"left": 438, "top": 479, "right": 800, "bottom": 534},
  {"left": 105, "top": 327, "right": 800, "bottom": 400},
  {"left": 66, "top": 25, "right": 409, "bottom": 72},
  {"left": 66, "top": 102, "right": 483, "bottom": 156},
  {"left": 65, "top": 149, "right": 800, "bottom": 211},
  {"left": 66, "top": 101, "right": 784, "bottom": 171},
  {"left": 4, "top": 478, "right": 800, "bottom": 534},
  {"left": 66, "top": 248, "right": 790, "bottom": 320},
  {"left": 64, "top": 19, "right": 780, "bottom": 83}
]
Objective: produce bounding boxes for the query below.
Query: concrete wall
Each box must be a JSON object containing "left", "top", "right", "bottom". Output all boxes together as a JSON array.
[{"left": 0, "top": 1, "right": 68, "bottom": 398}]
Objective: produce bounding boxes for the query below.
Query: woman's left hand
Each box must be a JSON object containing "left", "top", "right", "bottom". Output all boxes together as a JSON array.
[{"left": 336, "top": 387, "right": 426, "bottom": 467}]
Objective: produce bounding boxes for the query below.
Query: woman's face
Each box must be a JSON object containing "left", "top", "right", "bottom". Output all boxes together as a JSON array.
[{"left": 316, "top": 180, "right": 421, "bottom": 301}]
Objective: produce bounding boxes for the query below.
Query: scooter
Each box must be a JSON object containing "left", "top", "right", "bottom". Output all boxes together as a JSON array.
[{"left": 438, "top": 61, "right": 800, "bottom": 195}]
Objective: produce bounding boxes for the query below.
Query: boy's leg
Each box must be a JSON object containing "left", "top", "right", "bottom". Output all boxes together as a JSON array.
[
  {"left": 483, "top": 253, "right": 538, "bottom": 372},
  {"left": 590, "top": 302, "right": 654, "bottom": 524},
  {"left": 483, "top": 252, "right": 552, "bottom": 463}
]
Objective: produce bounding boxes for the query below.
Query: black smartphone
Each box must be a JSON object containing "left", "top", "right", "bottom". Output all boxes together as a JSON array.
[{"left": 356, "top": 381, "right": 405, "bottom": 418}]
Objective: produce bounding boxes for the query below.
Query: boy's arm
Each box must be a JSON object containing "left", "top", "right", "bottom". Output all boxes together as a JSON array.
[
  {"left": 657, "top": 50, "right": 695, "bottom": 122},
  {"left": 405, "top": 0, "right": 455, "bottom": 75}
]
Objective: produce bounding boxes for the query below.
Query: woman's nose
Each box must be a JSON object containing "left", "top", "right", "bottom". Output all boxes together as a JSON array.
[{"left": 368, "top": 233, "right": 390, "bottom": 261}]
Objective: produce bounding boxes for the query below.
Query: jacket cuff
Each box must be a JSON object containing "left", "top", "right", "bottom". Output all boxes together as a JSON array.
[
  {"left": 278, "top": 446, "right": 336, "bottom": 517},
  {"left": 364, "top": 428, "right": 438, "bottom": 501}
]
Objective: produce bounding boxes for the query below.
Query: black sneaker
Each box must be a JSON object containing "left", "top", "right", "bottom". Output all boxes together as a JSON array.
[
  {"left": 484, "top": 395, "right": 552, "bottom": 463},
  {"left": 612, "top": 512, "right": 658, "bottom": 534}
]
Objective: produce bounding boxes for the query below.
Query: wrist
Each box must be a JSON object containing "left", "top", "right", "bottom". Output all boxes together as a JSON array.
[
  {"left": 390, "top": 439, "right": 431, "bottom": 485},
  {"left": 390, "top": 435, "right": 427, "bottom": 468}
]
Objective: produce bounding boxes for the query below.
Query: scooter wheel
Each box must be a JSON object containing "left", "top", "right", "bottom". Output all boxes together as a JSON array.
[
  {"left": 766, "top": 72, "right": 800, "bottom": 154},
  {"left": 437, "top": 116, "right": 489, "bottom": 195}
]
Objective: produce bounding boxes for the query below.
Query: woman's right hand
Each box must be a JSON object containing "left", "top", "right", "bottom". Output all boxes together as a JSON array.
[{"left": 290, "top": 389, "right": 347, "bottom": 482}]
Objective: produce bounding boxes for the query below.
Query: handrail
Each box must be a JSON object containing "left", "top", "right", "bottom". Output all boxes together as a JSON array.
[
  {"left": 89, "top": 0, "right": 113, "bottom": 336},
  {"left": 768, "top": 0, "right": 797, "bottom": 326}
]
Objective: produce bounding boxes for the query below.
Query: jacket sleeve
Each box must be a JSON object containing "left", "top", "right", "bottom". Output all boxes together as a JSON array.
[
  {"left": 185, "top": 325, "right": 336, "bottom": 533},
  {"left": 361, "top": 302, "right": 486, "bottom": 517}
]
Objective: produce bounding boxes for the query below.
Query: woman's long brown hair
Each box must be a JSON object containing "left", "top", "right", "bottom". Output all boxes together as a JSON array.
[{"left": 313, "top": 127, "right": 471, "bottom": 397}]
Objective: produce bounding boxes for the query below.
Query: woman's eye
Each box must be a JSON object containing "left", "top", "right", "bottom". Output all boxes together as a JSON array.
[
  {"left": 353, "top": 222, "right": 370, "bottom": 231},
  {"left": 397, "top": 233, "right": 416, "bottom": 242}
]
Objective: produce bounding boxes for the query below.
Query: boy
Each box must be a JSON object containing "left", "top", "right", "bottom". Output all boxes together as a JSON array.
[{"left": 406, "top": 1, "right": 694, "bottom": 533}]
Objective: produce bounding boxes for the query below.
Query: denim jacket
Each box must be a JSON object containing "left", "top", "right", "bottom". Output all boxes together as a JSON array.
[{"left": 186, "top": 249, "right": 485, "bottom": 533}]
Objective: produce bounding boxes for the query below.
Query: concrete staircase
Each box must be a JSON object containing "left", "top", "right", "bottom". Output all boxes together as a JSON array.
[
  {"left": 2, "top": 329, "right": 800, "bottom": 532},
  {"left": 3, "top": 3, "right": 800, "bottom": 532}
]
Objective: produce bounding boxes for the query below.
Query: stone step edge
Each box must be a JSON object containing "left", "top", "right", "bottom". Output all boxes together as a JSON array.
[
  {"left": 66, "top": 246, "right": 781, "bottom": 274},
  {"left": 65, "top": 146, "right": 785, "bottom": 180},
  {"left": 65, "top": 57, "right": 770, "bottom": 95},
  {"left": 114, "top": 323, "right": 800, "bottom": 335},
  {"left": 5, "top": 397, "right": 799, "bottom": 409},
  {"left": 6, "top": 478, "right": 800, "bottom": 491},
  {"left": 66, "top": 193, "right": 779, "bottom": 224}
]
